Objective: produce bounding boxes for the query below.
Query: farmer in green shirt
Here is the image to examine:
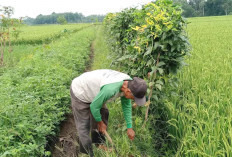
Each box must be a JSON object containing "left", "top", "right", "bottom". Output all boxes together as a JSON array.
[{"left": 70, "top": 69, "right": 147, "bottom": 156}]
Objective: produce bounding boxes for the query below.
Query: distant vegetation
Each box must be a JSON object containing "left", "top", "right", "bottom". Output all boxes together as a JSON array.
[
  {"left": 174, "top": 0, "right": 232, "bottom": 17},
  {"left": 23, "top": 12, "right": 105, "bottom": 25}
]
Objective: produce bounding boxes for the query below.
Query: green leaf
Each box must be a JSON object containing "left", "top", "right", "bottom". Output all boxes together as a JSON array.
[
  {"left": 146, "top": 59, "right": 153, "bottom": 66},
  {"left": 155, "top": 84, "right": 162, "bottom": 91},
  {"left": 144, "top": 46, "right": 153, "bottom": 56},
  {"left": 156, "top": 80, "right": 163, "bottom": 85},
  {"left": 157, "top": 68, "right": 164, "bottom": 74},
  {"left": 171, "top": 46, "right": 175, "bottom": 52},
  {"left": 152, "top": 95, "right": 158, "bottom": 101},
  {"left": 157, "top": 61, "right": 165, "bottom": 67},
  {"left": 131, "top": 69, "right": 137, "bottom": 75},
  {"left": 154, "top": 42, "right": 160, "bottom": 50},
  {"left": 149, "top": 82, "right": 154, "bottom": 87},
  {"left": 151, "top": 66, "right": 157, "bottom": 73},
  {"left": 161, "top": 32, "right": 167, "bottom": 40}
]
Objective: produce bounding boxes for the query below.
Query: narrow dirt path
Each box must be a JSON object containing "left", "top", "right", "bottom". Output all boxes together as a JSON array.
[
  {"left": 51, "top": 114, "right": 78, "bottom": 157},
  {"left": 51, "top": 41, "right": 95, "bottom": 157}
]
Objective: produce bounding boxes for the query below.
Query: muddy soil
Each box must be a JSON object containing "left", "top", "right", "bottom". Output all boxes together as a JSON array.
[{"left": 51, "top": 113, "right": 79, "bottom": 157}]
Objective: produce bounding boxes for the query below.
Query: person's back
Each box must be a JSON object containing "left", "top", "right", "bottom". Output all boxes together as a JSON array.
[{"left": 71, "top": 69, "right": 131, "bottom": 103}]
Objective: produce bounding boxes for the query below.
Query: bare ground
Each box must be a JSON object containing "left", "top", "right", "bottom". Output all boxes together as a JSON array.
[{"left": 51, "top": 113, "right": 79, "bottom": 157}]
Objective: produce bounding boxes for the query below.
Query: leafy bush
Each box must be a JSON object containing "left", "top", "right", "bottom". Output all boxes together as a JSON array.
[
  {"left": 104, "top": 0, "right": 190, "bottom": 116},
  {"left": 104, "top": 0, "right": 190, "bottom": 155}
]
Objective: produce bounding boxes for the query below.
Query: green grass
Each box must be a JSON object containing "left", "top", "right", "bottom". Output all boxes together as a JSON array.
[
  {"left": 91, "top": 26, "right": 112, "bottom": 70},
  {"left": 91, "top": 26, "right": 156, "bottom": 157},
  {"left": 163, "top": 15, "right": 232, "bottom": 156}
]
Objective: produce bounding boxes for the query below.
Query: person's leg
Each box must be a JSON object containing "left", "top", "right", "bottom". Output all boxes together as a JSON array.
[
  {"left": 91, "top": 107, "right": 109, "bottom": 145},
  {"left": 70, "top": 87, "right": 94, "bottom": 156}
]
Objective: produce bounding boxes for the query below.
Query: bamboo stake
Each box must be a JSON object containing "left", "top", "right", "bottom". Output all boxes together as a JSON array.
[{"left": 143, "top": 52, "right": 160, "bottom": 127}]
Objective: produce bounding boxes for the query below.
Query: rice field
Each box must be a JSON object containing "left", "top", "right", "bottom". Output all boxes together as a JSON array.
[{"left": 165, "top": 15, "right": 232, "bottom": 156}]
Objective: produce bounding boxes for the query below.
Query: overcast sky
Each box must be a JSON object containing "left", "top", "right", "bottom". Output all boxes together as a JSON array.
[{"left": 0, "top": 0, "right": 153, "bottom": 18}]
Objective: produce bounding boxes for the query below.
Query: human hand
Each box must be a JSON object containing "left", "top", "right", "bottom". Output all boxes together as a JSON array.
[
  {"left": 127, "top": 128, "right": 135, "bottom": 140},
  {"left": 97, "top": 121, "right": 107, "bottom": 134},
  {"left": 132, "top": 103, "right": 137, "bottom": 108}
]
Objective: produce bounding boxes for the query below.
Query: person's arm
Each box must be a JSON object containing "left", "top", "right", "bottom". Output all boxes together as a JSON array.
[
  {"left": 90, "top": 81, "right": 123, "bottom": 122},
  {"left": 121, "top": 96, "right": 132, "bottom": 128},
  {"left": 121, "top": 96, "right": 135, "bottom": 140}
]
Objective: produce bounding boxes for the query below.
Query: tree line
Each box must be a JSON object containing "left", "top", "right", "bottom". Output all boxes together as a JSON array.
[
  {"left": 23, "top": 12, "right": 105, "bottom": 25},
  {"left": 174, "top": 0, "right": 232, "bottom": 17}
]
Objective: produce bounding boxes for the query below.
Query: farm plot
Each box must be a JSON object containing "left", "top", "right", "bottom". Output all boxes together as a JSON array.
[
  {"left": 164, "top": 15, "right": 232, "bottom": 156},
  {"left": 11, "top": 23, "right": 91, "bottom": 45},
  {"left": 0, "top": 25, "right": 97, "bottom": 156}
]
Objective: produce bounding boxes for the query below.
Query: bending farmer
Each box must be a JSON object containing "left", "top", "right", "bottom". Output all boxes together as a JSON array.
[{"left": 70, "top": 69, "right": 147, "bottom": 156}]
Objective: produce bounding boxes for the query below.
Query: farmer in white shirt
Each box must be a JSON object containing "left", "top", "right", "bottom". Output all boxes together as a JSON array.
[{"left": 70, "top": 69, "right": 147, "bottom": 156}]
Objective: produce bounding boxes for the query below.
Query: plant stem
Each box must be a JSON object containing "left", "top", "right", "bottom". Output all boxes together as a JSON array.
[
  {"left": 144, "top": 52, "right": 160, "bottom": 126},
  {"left": 0, "top": 39, "right": 4, "bottom": 66}
]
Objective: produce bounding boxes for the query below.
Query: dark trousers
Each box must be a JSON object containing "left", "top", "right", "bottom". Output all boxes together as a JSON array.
[{"left": 70, "top": 88, "right": 109, "bottom": 157}]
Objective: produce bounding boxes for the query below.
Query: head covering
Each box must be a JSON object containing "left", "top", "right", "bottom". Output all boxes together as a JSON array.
[{"left": 128, "top": 77, "right": 147, "bottom": 106}]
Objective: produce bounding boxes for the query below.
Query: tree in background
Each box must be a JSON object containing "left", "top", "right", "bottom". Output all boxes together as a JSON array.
[
  {"left": 23, "top": 12, "right": 105, "bottom": 25},
  {"left": 57, "top": 16, "right": 67, "bottom": 25},
  {"left": 0, "top": 6, "right": 22, "bottom": 65},
  {"left": 205, "top": 0, "right": 224, "bottom": 16},
  {"left": 174, "top": 0, "right": 232, "bottom": 17},
  {"left": 174, "top": 0, "right": 196, "bottom": 17},
  {"left": 222, "top": 0, "right": 232, "bottom": 15}
]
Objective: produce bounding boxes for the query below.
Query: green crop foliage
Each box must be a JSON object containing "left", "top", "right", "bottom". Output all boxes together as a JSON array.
[
  {"left": 163, "top": 15, "right": 232, "bottom": 156},
  {"left": 0, "top": 26, "right": 97, "bottom": 156},
  {"left": 11, "top": 23, "right": 91, "bottom": 45}
]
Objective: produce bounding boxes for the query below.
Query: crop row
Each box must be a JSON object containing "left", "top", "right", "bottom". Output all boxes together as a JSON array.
[
  {"left": 11, "top": 23, "right": 92, "bottom": 45},
  {"left": 0, "top": 26, "right": 97, "bottom": 156}
]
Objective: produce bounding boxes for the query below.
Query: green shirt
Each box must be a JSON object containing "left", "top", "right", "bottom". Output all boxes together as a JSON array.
[{"left": 90, "top": 81, "right": 132, "bottom": 128}]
